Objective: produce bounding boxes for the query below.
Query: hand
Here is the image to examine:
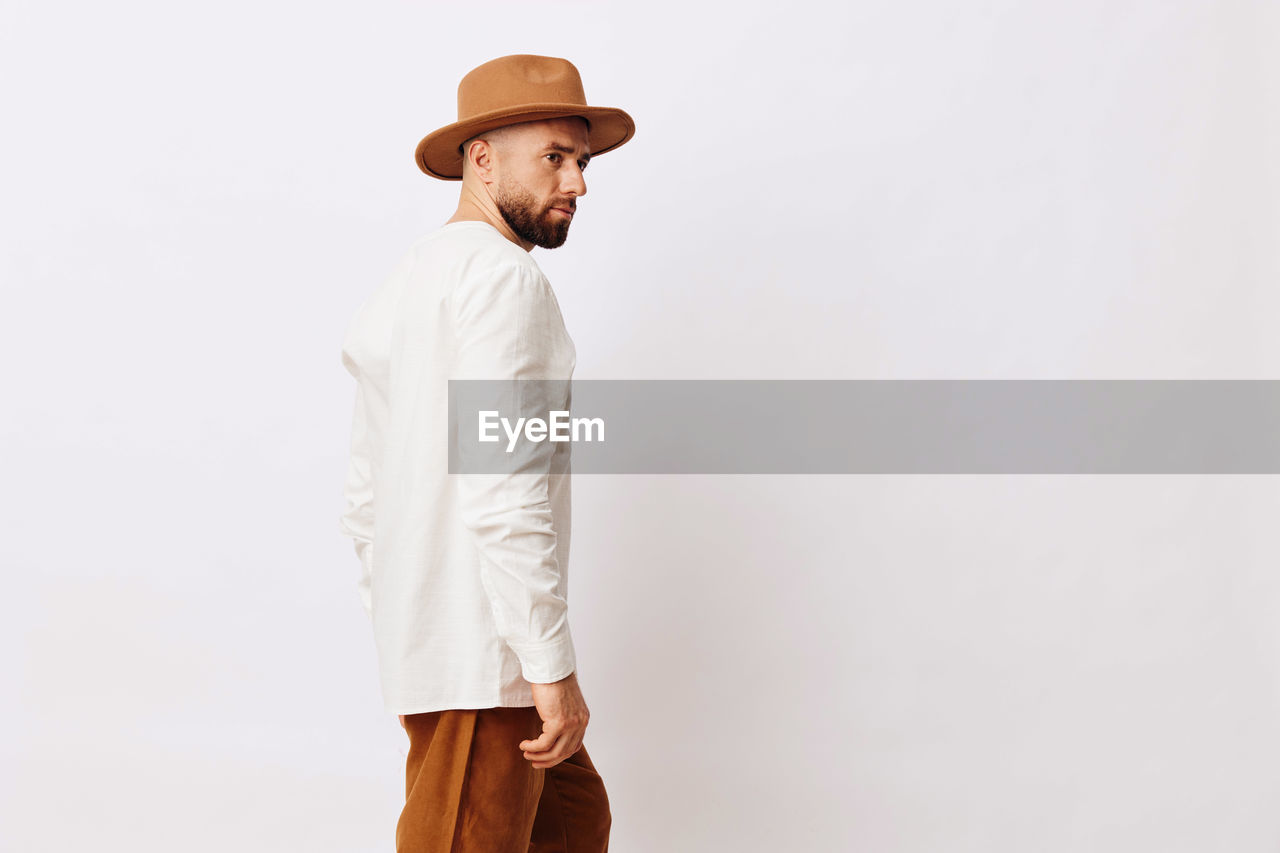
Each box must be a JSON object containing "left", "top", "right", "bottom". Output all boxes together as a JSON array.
[{"left": 519, "top": 671, "right": 589, "bottom": 769}]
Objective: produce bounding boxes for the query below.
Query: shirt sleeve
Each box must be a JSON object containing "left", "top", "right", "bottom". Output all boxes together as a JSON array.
[
  {"left": 339, "top": 374, "right": 376, "bottom": 621},
  {"left": 451, "top": 261, "right": 576, "bottom": 684}
]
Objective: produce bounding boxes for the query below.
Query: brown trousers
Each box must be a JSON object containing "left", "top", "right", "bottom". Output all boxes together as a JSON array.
[{"left": 396, "top": 705, "right": 611, "bottom": 853}]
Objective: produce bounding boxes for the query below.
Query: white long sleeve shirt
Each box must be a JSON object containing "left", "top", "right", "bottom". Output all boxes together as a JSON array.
[{"left": 339, "top": 220, "right": 578, "bottom": 715}]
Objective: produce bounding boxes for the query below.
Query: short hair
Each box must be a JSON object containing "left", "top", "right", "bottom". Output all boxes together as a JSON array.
[{"left": 459, "top": 125, "right": 517, "bottom": 174}]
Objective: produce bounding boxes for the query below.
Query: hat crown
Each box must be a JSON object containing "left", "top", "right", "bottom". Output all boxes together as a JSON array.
[
  {"left": 458, "top": 55, "right": 588, "bottom": 119},
  {"left": 415, "top": 54, "right": 633, "bottom": 180}
]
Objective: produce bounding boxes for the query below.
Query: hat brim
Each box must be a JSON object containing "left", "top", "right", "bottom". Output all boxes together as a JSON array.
[{"left": 415, "top": 104, "right": 635, "bottom": 180}]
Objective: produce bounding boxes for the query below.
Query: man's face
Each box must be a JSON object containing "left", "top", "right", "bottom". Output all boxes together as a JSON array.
[{"left": 491, "top": 117, "right": 591, "bottom": 249}]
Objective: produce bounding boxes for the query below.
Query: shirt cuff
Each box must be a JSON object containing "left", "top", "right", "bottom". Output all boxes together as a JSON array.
[{"left": 508, "top": 625, "right": 577, "bottom": 684}]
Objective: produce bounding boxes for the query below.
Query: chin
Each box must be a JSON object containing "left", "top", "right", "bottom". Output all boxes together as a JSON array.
[{"left": 540, "top": 226, "right": 570, "bottom": 249}]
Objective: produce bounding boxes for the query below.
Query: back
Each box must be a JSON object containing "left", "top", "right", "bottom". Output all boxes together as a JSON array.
[{"left": 339, "top": 220, "right": 578, "bottom": 715}]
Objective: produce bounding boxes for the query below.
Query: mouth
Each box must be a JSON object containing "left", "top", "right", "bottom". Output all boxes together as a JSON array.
[{"left": 550, "top": 207, "right": 574, "bottom": 218}]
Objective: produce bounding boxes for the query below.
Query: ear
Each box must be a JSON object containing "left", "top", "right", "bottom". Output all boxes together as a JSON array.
[{"left": 463, "top": 138, "right": 498, "bottom": 185}]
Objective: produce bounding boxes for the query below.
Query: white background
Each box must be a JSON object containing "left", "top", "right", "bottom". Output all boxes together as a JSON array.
[{"left": 4, "top": 0, "right": 1279, "bottom": 850}]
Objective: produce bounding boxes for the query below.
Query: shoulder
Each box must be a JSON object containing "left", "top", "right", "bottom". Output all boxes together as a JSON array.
[{"left": 418, "top": 222, "right": 543, "bottom": 279}]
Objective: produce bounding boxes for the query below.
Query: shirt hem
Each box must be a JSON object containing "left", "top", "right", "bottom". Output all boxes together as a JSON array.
[{"left": 384, "top": 692, "right": 537, "bottom": 716}]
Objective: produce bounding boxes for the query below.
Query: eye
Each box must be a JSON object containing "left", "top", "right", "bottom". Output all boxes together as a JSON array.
[
  {"left": 546, "top": 152, "right": 562, "bottom": 164},
  {"left": 578, "top": 160, "right": 589, "bottom": 171}
]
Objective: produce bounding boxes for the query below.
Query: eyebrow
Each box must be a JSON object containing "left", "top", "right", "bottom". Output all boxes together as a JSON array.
[{"left": 545, "top": 142, "right": 591, "bottom": 163}]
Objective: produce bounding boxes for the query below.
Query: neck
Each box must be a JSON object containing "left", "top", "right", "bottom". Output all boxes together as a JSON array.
[{"left": 447, "top": 186, "right": 532, "bottom": 252}]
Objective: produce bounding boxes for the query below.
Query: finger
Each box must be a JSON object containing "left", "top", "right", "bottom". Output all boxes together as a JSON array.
[
  {"left": 528, "top": 741, "right": 569, "bottom": 769},
  {"left": 520, "top": 733, "right": 561, "bottom": 757},
  {"left": 530, "top": 733, "right": 581, "bottom": 769},
  {"left": 559, "top": 734, "right": 583, "bottom": 762},
  {"left": 525, "top": 729, "right": 584, "bottom": 767},
  {"left": 522, "top": 730, "right": 568, "bottom": 760},
  {"left": 530, "top": 756, "right": 563, "bottom": 769},
  {"left": 519, "top": 723, "right": 561, "bottom": 754}
]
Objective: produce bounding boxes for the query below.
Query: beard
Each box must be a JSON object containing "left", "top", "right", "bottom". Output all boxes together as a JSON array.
[{"left": 495, "top": 175, "right": 573, "bottom": 249}]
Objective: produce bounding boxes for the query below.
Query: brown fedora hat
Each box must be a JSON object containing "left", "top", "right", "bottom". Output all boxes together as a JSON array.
[{"left": 415, "top": 54, "right": 635, "bottom": 180}]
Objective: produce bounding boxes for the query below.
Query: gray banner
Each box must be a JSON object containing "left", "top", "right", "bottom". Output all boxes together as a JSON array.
[{"left": 447, "top": 380, "right": 1280, "bottom": 474}]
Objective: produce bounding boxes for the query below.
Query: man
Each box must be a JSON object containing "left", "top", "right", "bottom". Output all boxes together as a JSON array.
[{"left": 338, "top": 54, "right": 634, "bottom": 852}]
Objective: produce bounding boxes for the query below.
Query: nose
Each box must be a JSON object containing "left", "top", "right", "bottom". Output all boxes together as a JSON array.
[{"left": 562, "top": 163, "right": 587, "bottom": 198}]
